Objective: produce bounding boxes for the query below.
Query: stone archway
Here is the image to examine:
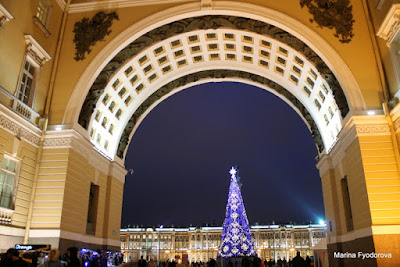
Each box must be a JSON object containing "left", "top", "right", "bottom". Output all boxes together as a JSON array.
[
  {"left": 54, "top": 2, "right": 398, "bottom": 266},
  {"left": 70, "top": 12, "right": 362, "bottom": 161}
]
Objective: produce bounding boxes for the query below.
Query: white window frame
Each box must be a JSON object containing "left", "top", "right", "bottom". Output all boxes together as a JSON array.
[
  {"left": 35, "top": 0, "right": 52, "bottom": 28},
  {"left": 0, "top": 4, "right": 14, "bottom": 29},
  {"left": 377, "top": 4, "right": 400, "bottom": 96},
  {"left": 15, "top": 35, "right": 51, "bottom": 108},
  {"left": 17, "top": 57, "right": 39, "bottom": 106},
  {"left": 0, "top": 155, "right": 20, "bottom": 211}
]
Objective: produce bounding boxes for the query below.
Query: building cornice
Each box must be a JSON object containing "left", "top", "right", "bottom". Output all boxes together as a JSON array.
[
  {"left": 24, "top": 35, "right": 52, "bottom": 67},
  {"left": 44, "top": 129, "right": 112, "bottom": 176},
  {"left": 68, "top": 0, "right": 196, "bottom": 13},
  {"left": 317, "top": 115, "right": 390, "bottom": 176},
  {"left": 0, "top": 104, "right": 41, "bottom": 147},
  {"left": 377, "top": 4, "right": 400, "bottom": 46},
  {"left": 0, "top": 4, "right": 14, "bottom": 29}
]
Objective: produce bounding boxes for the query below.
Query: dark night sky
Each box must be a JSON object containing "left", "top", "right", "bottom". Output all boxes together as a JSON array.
[{"left": 121, "top": 82, "right": 324, "bottom": 228}]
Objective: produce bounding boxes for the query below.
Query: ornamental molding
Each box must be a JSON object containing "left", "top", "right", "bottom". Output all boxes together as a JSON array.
[
  {"left": 24, "top": 35, "right": 52, "bottom": 67},
  {"left": 66, "top": 1, "right": 365, "bottom": 129},
  {"left": 68, "top": 0, "right": 195, "bottom": 13},
  {"left": 78, "top": 14, "right": 350, "bottom": 130},
  {"left": 43, "top": 129, "right": 112, "bottom": 175},
  {"left": 377, "top": 4, "right": 400, "bottom": 47},
  {"left": 0, "top": 4, "right": 14, "bottom": 29},
  {"left": 201, "top": 0, "right": 212, "bottom": 10},
  {"left": 0, "top": 104, "right": 41, "bottom": 147},
  {"left": 351, "top": 115, "right": 391, "bottom": 136},
  {"left": 317, "top": 115, "right": 390, "bottom": 174}
]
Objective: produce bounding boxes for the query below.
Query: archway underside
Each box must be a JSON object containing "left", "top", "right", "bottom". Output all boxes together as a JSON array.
[
  {"left": 79, "top": 15, "right": 349, "bottom": 160},
  {"left": 117, "top": 70, "right": 323, "bottom": 158}
]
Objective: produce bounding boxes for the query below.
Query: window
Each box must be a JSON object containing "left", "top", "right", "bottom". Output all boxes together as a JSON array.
[
  {"left": 0, "top": 157, "right": 18, "bottom": 210},
  {"left": 341, "top": 176, "right": 354, "bottom": 232},
  {"left": 377, "top": 4, "right": 400, "bottom": 95},
  {"left": 17, "top": 60, "right": 36, "bottom": 105},
  {"left": 16, "top": 35, "right": 51, "bottom": 107},
  {"left": 86, "top": 183, "right": 99, "bottom": 235},
  {"left": 36, "top": 0, "right": 50, "bottom": 26}
]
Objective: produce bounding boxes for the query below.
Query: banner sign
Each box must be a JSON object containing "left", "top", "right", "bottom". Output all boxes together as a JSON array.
[{"left": 15, "top": 244, "right": 51, "bottom": 251}]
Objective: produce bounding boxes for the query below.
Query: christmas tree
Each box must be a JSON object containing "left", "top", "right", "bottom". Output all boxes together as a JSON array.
[{"left": 218, "top": 167, "right": 256, "bottom": 258}]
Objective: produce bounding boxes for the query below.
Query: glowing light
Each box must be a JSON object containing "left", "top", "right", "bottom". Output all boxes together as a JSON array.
[
  {"left": 367, "top": 111, "right": 375, "bottom": 116},
  {"left": 219, "top": 167, "right": 255, "bottom": 257},
  {"left": 318, "top": 219, "right": 325, "bottom": 225},
  {"left": 229, "top": 167, "right": 237, "bottom": 176},
  {"left": 55, "top": 126, "right": 62, "bottom": 131}
]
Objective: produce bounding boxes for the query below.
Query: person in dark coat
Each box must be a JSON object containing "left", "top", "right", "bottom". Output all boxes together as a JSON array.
[
  {"left": 252, "top": 255, "right": 261, "bottom": 267},
  {"left": 241, "top": 256, "right": 250, "bottom": 267},
  {"left": 138, "top": 256, "right": 147, "bottom": 267},
  {"left": 291, "top": 252, "right": 305, "bottom": 267},
  {"left": 2, "top": 248, "right": 28, "bottom": 267},
  {"left": 66, "top": 247, "right": 80, "bottom": 267}
]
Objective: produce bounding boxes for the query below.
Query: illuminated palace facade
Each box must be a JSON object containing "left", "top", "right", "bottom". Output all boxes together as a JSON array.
[{"left": 120, "top": 225, "right": 326, "bottom": 262}]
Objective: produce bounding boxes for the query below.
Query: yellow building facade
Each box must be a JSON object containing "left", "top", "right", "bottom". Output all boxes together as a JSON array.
[{"left": 0, "top": 0, "right": 400, "bottom": 266}]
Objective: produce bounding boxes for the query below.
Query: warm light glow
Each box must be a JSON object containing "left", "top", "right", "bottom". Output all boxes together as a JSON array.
[
  {"left": 55, "top": 126, "right": 62, "bottom": 131},
  {"left": 367, "top": 111, "right": 375, "bottom": 116},
  {"left": 229, "top": 167, "right": 237, "bottom": 176},
  {"left": 318, "top": 219, "right": 326, "bottom": 225}
]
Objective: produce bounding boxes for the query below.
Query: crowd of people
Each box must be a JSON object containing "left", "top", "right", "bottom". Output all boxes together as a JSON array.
[
  {"left": 0, "top": 247, "right": 123, "bottom": 267},
  {"left": 128, "top": 252, "right": 313, "bottom": 267},
  {"left": 1, "top": 248, "right": 314, "bottom": 267}
]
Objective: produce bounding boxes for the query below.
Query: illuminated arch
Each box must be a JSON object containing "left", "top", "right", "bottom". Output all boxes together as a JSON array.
[{"left": 64, "top": 2, "right": 366, "bottom": 160}]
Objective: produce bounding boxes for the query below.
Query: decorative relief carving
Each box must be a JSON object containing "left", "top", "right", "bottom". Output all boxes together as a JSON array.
[
  {"left": 116, "top": 70, "right": 325, "bottom": 158},
  {"left": 24, "top": 35, "right": 51, "bottom": 67},
  {"left": 0, "top": 114, "right": 40, "bottom": 146},
  {"left": 377, "top": 5, "right": 400, "bottom": 47},
  {"left": 44, "top": 130, "right": 111, "bottom": 175},
  {"left": 355, "top": 124, "right": 391, "bottom": 135},
  {"left": 322, "top": 116, "right": 391, "bottom": 172},
  {"left": 350, "top": 116, "right": 391, "bottom": 136},
  {"left": 0, "top": 207, "right": 13, "bottom": 225},
  {"left": 300, "top": 0, "right": 355, "bottom": 43},
  {"left": 73, "top": 12, "right": 119, "bottom": 61},
  {"left": 43, "top": 137, "right": 72, "bottom": 148},
  {"left": 78, "top": 15, "right": 349, "bottom": 129},
  {"left": 0, "top": 4, "right": 14, "bottom": 30}
]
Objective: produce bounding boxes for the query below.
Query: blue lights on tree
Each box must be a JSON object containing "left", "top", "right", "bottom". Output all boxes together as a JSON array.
[{"left": 218, "top": 167, "right": 256, "bottom": 258}]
